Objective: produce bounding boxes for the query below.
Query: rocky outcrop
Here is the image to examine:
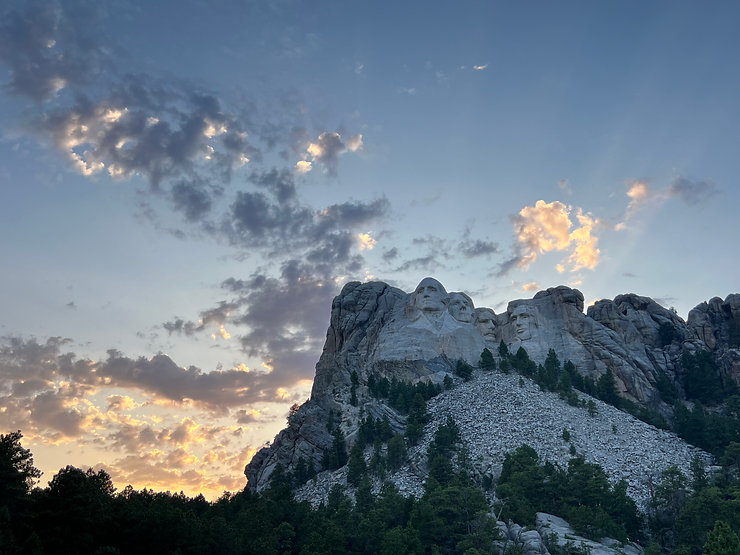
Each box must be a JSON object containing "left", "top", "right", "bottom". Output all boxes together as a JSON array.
[{"left": 245, "top": 278, "right": 738, "bottom": 492}]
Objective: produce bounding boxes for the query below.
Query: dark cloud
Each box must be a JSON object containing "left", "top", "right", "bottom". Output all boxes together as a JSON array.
[
  {"left": 29, "top": 389, "right": 86, "bottom": 437},
  {"left": 412, "top": 235, "right": 448, "bottom": 249},
  {"left": 162, "top": 318, "right": 197, "bottom": 336},
  {"left": 458, "top": 238, "right": 499, "bottom": 258},
  {"left": 0, "top": 1, "right": 111, "bottom": 101},
  {"left": 35, "top": 87, "right": 259, "bottom": 191},
  {"left": 382, "top": 247, "right": 399, "bottom": 261},
  {"left": 170, "top": 179, "right": 217, "bottom": 222},
  {"left": 158, "top": 261, "right": 339, "bottom": 394},
  {"left": 623, "top": 272, "right": 637, "bottom": 278},
  {"left": 224, "top": 173, "right": 390, "bottom": 274},
  {"left": 304, "top": 131, "right": 363, "bottom": 176},
  {"left": 248, "top": 168, "right": 297, "bottom": 203},
  {"left": 668, "top": 175, "right": 719, "bottom": 205},
  {"left": 233, "top": 409, "right": 272, "bottom": 425},
  {"left": 0, "top": 2, "right": 379, "bottom": 288},
  {"left": 0, "top": 335, "right": 312, "bottom": 434},
  {"left": 491, "top": 245, "right": 527, "bottom": 278},
  {"left": 392, "top": 255, "right": 443, "bottom": 274}
]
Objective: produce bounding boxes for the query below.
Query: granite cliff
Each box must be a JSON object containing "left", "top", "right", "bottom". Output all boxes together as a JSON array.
[{"left": 245, "top": 278, "right": 740, "bottom": 500}]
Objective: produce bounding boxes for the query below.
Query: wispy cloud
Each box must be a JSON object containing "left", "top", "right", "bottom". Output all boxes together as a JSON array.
[{"left": 616, "top": 174, "right": 718, "bottom": 230}]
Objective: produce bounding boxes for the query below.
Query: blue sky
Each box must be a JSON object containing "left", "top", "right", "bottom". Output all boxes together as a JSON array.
[{"left": 0, "top": 0, "right": 737, "bottom": 496}]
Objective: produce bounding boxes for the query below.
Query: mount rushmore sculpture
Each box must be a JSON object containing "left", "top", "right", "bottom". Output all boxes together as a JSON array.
[{"left": 245, "top": 277, "right": 740, "bottom": 491}]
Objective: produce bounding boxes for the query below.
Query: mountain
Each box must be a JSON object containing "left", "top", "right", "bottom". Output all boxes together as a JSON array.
[{"left": 245, "top": 277, "right": 740, "bottom": 503}]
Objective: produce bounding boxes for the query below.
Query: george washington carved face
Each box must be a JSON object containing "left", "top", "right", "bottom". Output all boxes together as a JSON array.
[
  {"left": 448, "top": 292, "right": 474, "bottom": 322},
  {"left": 413, "top": 277, "right": 448, "bottom": 313}
]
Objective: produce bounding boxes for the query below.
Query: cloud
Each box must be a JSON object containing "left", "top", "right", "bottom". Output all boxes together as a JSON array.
[
  {"left": 358, "top": 232, "right": 377, "bottom": 251},
  {"left": 392, "top": 255, "right": 443, "bottom": 274},
  {"left": 457, "top": 238, "right": 499, "bottom": 259},
  {"left": 558, "top": 179, "right": 572, "bottom": 196},
  {"left": 295, "top": 160, "right": 312, "bottom": 174},
  {"left": 29, "top": 389, "right": 86, "bottom": 437},
  {"left": 623, "top": 272, "right": 637, "bottom": 278},
  {"left": 224, "top": 173, "right": 390, "bottom": 277},
  {"left": 522, "top": 282, "right": 540, "bottom": 292},
  {"left": 106, "top": 395, "right": 137, "bottom": 413},
  {"left": 382, "top": 247, "right": 399, "bottom": 261},
  {"left": 170, "top": 178, "right": 217, "bottom": 222},
  {"left": 0, "top": 2, "right": 111, "bottom": 101},
  {"left": 568, "top": 210, "right": 600, "bottom": 271},
  {"left": 0, "top": 335, "right": 310, "bottom": 429},
  {"left": 495, "top": 200, "right": 601, "bottom": 276},
  {"left": 355, "top": 62, "right": 364, "bottom": 74},
  {"left": 302, "top": 131, "right": 363, "bottom": 176},
  {"left": 398, "top": 87, "right": 417, "bottom": 95},
  {"left": 158, "top": 260, "right": 345, "bottom": 400},
  {"left": 667, "top": 175, "right": 718, "bottom": 205},
  {"left": 234, "top": 408, "right": 269, "bottom": 424},
  {"left": 473, "top": 64, "right": 488, "bottom": 71},
  {"left": 626, "top": 179, "right": 651, "bottom": 209},
  {"left": 616, "top": 174, "right": 717, "bottom": 230},
  {"left": 514, "top": 200, "right": 573, "bottom": 255},
  {"left": 35, "top": 86, "right": 259, "bottom": 190}
]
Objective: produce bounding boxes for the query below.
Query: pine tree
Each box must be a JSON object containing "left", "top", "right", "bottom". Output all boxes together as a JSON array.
[
  {"left": 479, "top": 348, "right": 496, "bottom": 370},
  {"left": 347, "top": 442, "right": 366, "bottom": 486},
  {"left": 597, "top": 369, "right": 621, "bottom": 407},
  {"left": 387, "top": 433, "right": 407, "bottom": 472},
  {"left": 704, "top": 521, "right": 740, "bottom": 555},
  {"left": 499, "top": 340, "right": 510, "bottom": 358},
  {"left": 328, "top": 427, "right": 348, "bottom": 470}
]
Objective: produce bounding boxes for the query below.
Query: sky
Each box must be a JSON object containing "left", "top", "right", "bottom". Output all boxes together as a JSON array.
[{"left": 0, "top": 0, "right": 738, "bottom": 498}]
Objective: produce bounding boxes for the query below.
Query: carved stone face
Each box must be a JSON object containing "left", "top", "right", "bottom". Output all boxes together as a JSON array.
[
  {"left": 510, "top": 305, "right": 536, "bottom": 341},
  {"left": 414, "top": 277, "right": 448, "bottom": 313},
  {"left": 474, "top": 308, "right": 496, "bottom": 339},
  {"left": 448, "top": 293, "right": 474, "bottom": 322}
]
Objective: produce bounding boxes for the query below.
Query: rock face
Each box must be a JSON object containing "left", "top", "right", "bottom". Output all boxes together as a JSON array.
[{"left": 245, "top": 277, "right": 739, "bottom": 494}]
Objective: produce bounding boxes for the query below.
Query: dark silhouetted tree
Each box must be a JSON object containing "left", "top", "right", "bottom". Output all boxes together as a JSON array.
[{"left": 479, "top": 348, "right": 496, "bottom": 370}]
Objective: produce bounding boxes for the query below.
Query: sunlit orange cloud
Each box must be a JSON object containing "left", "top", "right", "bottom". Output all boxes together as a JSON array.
[
  {"left": 513, "top": 200, "right": 601, "bottom": 272},
  {"left": 568, "top": 210, "right": 600, "bottom": 271},
  {"left": 90, "top": 444, "right": 256, "bottom": 498},
  {"left": 522, "top": 282, "right": 540, "bottom": 292}
]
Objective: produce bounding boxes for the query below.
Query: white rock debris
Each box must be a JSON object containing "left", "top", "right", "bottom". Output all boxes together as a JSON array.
[{"left": 296, "top": 369, "right": 707, "bottom": 513}]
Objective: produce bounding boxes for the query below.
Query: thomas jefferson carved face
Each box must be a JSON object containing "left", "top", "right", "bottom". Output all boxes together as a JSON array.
[
  {"left": 510, "top": 305, "right": 536, "bottom": 341},
  {"left": 448, "top": 292, "right": 474, "bottom": 322},
  {"left": 474, "top": 308, "right": 496, "bottom": 339},
  {"left": 414, "top": 277, "right": 448, "bottom": 313}
]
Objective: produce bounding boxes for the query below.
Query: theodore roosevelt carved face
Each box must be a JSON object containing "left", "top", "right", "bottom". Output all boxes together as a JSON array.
[
  {"left": 413, "top": 277, "right": 448, "bottom": 313},
  {"left": 510, "top": 304, "right": 536, "bottom": 341},
  {"left": 474, "top": 307, "right": 496, "bottom": 340},
  {"left": 448, "top": 292, "right": 474, "bottom": 323}
]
